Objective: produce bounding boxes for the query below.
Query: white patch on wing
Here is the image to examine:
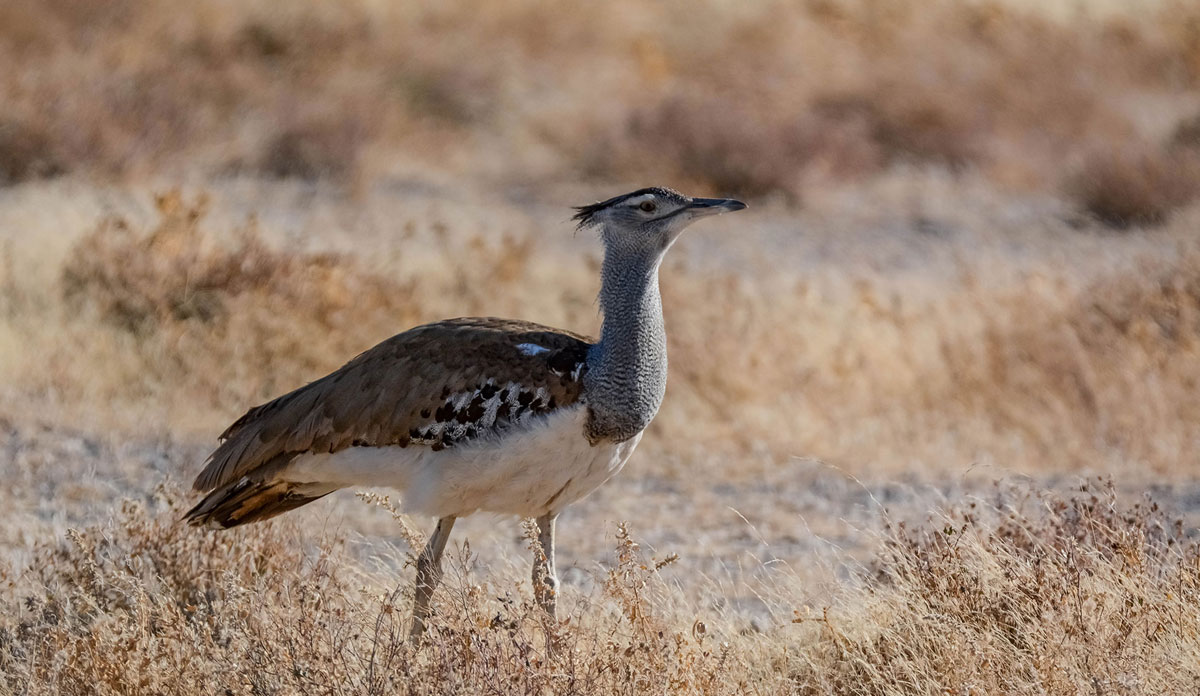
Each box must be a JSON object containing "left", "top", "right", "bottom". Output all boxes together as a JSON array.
[{"left": 516, "top": 343, "right": 549, "bottom": 356}]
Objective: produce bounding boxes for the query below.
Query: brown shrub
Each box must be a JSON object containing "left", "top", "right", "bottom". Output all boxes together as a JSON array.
[
  {"left": 0, "top": 117, "right": 63, "bottom": 185},
  {"left": 613, "top": 93, "right": 809, "bottom": 198},
  {"left": 577, "top": 85, "right": 983, "bottom": 199},
  {"left": 1065, "top": 145, "right": 1200, "bottom": 228},
  {"left": 810, "top": 90, "right": 980, "bottom": 172},
  {"left": 1171, "top": 111, "right": 1200, "bottom": 151},
  {"left": 259, "top": 118, "right": 368, "bottom": 180}
]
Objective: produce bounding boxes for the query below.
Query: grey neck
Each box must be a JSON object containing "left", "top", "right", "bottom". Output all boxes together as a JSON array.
[{"left": 583, "top": 243, "right": 669, "bottom": 443}]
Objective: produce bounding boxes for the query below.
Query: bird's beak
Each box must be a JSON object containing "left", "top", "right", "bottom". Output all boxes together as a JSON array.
[{"left": 686, "top": 197, "right": 748, "bottom": 217}]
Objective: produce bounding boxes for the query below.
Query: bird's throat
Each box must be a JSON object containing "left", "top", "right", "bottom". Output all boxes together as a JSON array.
[{"left": 584, "top": 246, "right": 669, "bottom": 443}]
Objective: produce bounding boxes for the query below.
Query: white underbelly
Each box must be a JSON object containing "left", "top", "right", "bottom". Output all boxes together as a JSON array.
[{"left": 283, "top": 405, "right": 641, "bottom": 518}]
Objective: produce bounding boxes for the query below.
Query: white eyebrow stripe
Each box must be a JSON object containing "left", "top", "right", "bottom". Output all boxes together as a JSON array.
[
  {"left": 515, "top": 343, "right": 550, "bottom": 356},
  {"left": 624, "top": 193, "right": 656, "bottom": 206}
]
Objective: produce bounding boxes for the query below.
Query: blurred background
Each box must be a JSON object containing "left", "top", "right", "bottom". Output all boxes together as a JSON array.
[{"left": 2, "top": 0, "right": 1200, "bottom": 690}]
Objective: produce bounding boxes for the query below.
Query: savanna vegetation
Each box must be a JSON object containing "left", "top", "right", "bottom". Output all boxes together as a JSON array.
[{"left": 2, "top": 0, "right": 1199, "bottom": 693}]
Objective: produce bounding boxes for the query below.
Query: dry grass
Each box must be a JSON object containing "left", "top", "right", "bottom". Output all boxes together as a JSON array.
[
  {"left": 2, "top": 0, "right": 1200, "bottom": 692},
  {"left": 0, "top": 484, "right": 754, "bottom": 694},
  {"left": 1065, "top": 143, "right": 1200, "bottom": 228},
  {"left": 0, "top": 117, "right": 63, "bottom": 185},
  {"left": 1, "top": 479, "right": 1195, "bottom": 694},
  {"left": 54, "top": 190, "right": 420, "bottom": 414},
  {"left": 791, "top": 480, "right": 1200, "bottom": 693}
]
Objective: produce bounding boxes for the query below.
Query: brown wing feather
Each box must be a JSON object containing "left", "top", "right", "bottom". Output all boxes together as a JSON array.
[{"left": 192, "top": 317, "right": 592, "bottom": 492}]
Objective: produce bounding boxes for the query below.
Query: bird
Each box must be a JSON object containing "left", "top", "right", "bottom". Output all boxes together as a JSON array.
[{"left": 185, "top": 187, "right": 746, "bottom": 638}]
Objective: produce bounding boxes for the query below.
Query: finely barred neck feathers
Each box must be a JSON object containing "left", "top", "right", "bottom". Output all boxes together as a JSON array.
[{"left": 574, "top": 187, "right": 746, "bottom": 443}]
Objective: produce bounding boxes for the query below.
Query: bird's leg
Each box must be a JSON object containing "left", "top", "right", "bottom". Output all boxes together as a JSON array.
[
  {"left": 531, "top": 513, "right": 559, "bottom": 621},
  {"left": 410, "top": 515, "right": 456, "bottom": 642}
]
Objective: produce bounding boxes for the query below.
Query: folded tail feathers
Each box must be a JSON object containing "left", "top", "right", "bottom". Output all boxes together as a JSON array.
[{"left": 185, "top": 477, "right": 336, "bottom": 529}]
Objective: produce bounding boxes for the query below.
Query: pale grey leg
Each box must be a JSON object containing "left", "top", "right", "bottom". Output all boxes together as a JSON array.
[
  {"left": 531, "top": 513, "right": 559, "bottom": 620},
  {"left": 410, "top": 515, "right": 456, "bottom": 641}
]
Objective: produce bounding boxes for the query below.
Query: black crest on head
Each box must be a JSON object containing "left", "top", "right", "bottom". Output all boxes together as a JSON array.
[{"left": 572, "top": 187, "right": 686, "bottom": 228}]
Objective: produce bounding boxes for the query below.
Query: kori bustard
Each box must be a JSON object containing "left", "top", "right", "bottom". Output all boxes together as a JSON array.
[{"left": 186, "top": 187, "right": 746, "bottom": 637}]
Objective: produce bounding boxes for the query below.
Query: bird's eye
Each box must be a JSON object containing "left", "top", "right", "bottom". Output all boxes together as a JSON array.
[{"left": 639, "top": 201, "right": 657, "bottom": 213}]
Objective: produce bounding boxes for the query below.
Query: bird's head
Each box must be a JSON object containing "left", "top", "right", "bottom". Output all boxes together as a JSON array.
[{"left": 573, "top": 187, "right": 746, "bottom": 257}]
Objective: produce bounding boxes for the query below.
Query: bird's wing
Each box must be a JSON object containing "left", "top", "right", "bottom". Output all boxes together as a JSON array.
[{"left": 192, "top": 317, "right": 592, "bottom": 492}]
